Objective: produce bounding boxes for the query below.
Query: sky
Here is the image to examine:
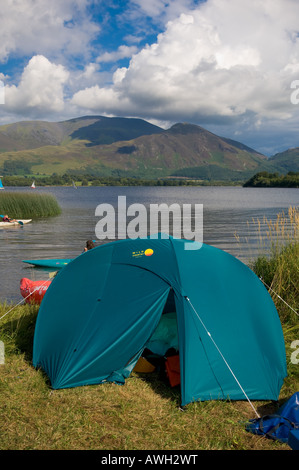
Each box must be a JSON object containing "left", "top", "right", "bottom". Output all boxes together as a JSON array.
[{"left": 1, "top": 0, "right": 299, "bottom": 156}]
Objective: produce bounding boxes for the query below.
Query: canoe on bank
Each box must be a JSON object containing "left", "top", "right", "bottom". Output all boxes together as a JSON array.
[
  {"left": 20, "top": 277, "right": 52, "bottom": 304},
  {"left": 22, "top": 258, "right": 72, "bottom": 268},
  {"left": 0, "top": 219, "right": 32, "bottom": 227}
]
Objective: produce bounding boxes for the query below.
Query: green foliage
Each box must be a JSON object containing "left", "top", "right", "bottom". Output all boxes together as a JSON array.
[
  {"left": 252, "top": 242, "right": 298, "bottom": 324},
  {"left": 2, "top": 173, "right": 238, "bottom": 187},
  {"left": 1, "top": 159, "right": 33, "bottom": 175},
  {"left": 244, "top": 171, "right": 299, "bottom": 187},
  {"left": 0, "top": 192, "right": 61, "bottom": 218},
  {"left": 249, "top": 207, "right": 299, "bottom": 325},
  {"left": 171, "top": 165, "right": 253, "bottom": 181}
]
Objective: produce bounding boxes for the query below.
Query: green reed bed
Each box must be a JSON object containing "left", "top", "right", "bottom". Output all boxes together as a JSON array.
[
  {"left": 0, "top": 192, "right": 61, "bottom": 219},
  {"left": 235, "top": 206, "right": 298, "bottom": 401},
  {"left": 249, "top": 207, "right": 298, "bottom": 325}
]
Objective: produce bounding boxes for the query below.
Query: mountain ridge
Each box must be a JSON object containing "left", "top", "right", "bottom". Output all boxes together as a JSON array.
[{"left": 0, "top": 115, "right": 296, "bottom": 180}]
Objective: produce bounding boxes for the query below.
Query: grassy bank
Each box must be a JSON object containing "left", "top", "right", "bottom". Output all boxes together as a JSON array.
[
  {"left": 0, "top": 300, "right": 297, "bottom": 451},
  {"left": 0, "top": 192, "right": 61, "bottom": 219},
  {"left": 249, "top": 207, "right": 298, "bottom": 325}
]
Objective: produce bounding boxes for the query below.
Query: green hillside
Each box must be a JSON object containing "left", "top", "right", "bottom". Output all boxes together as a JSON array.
[
  {"left": 67, "top": 115, "right": 163, "bottom": 146},
  {"left": 0, "top": 115, "right": 297, "bottom": 181},
  {"left": 0, "top": 115, "right": 163, "bottom": 152},
  {"left": 267, "top": 148, "right": 299, "bottom": 173}
]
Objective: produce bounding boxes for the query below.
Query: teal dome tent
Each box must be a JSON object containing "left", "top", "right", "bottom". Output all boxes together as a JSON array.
[{"left": 33, "top": 235, "right": 287, "bottom": 407}]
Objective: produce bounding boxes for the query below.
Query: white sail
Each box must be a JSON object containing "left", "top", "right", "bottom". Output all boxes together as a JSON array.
[{"left": 31, "top": 181, "right": 35, "bottom": 189}]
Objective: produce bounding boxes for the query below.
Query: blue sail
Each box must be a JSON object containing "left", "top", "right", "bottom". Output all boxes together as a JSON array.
[{"left": 0, "top": 178, "right": 4, "bottom": 189}]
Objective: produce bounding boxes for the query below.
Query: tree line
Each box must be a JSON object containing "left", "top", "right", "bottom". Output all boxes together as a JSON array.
[
  {"left": 1, "top": 173, "right": 211, "bottom": 187},
  {"left": 243, "top": 171, "right": 299, "bottom": 188},
  {"left": 2, "top": 171, "right": 298, "bottom": 188}
]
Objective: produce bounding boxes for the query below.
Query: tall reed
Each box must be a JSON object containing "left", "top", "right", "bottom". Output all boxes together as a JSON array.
[
  {"left": 248, "top": 207, "right": 298, "bottom": 324},
  {"left": 0, "top": 192, "right": 61, "bottom": 218}
]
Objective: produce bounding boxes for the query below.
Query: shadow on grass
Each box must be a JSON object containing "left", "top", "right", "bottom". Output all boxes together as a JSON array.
[{"left": 133, "top": 369, "right": 182, "bottom": 406}]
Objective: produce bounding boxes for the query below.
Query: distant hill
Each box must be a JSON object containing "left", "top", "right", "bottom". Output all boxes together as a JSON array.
[
  {"left": 0, "top": 120, "right": 65, "bottom": 152},
  {"left": 0, "top": 115, "right": 163, "bottom": 152},
  {"left": 68, "top": 116, "right": 163, "bottom": 146},
  {"left": 105, "top": 122, "right": 266, "bottom": 180},
  {"left": 0, "top": 115, "right": 296, "bottom": 181},
  {"left": 266, "top": 148, "right": 299, "bottom": 173}
]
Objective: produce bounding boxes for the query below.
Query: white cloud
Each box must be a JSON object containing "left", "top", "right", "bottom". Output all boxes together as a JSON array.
[
  {"left": 5, "top": 55, "right": 69, "bottom": 116},
  {"left": 0, "top": 0, "right": 99, "bottom": 62},
  {"left": 70, "top": 0, "right": 299, "bottom": 153},
  {"left": 96, "top": 45, "right": 139, "bottom": 64},
  {"left": 2, "top": 0, "right": 299, "bottom": 154}
]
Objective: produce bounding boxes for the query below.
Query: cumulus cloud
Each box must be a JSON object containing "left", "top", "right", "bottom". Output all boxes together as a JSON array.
[
  {"left": 5, "top": 55, "right": 69, "bottom": 116},
  {"left": 71, "top": 0, "right": 299, "bottom": 151},
  {"left": 96, "top": 45, "right": 139, "bottom": 64},
  {"left": 0, "top": 0, "right": 99, "bottom": 62},
  {"left": 2, "top": 0, "right": 299, "bottom": 153}
]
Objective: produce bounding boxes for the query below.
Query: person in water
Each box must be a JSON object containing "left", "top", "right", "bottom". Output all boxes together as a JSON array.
[{"left": 83, "top": 240, "right": 95, "bottom": 252}]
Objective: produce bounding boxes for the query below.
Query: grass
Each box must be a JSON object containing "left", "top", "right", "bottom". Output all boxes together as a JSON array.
[
  {"left": 0, "top": 208, "right": 298, "bottom": 450},
  {"left": 0, "top": 304, "right": 295, "bottom": 451},
  {"left": 0, "top": 307, "right": 297, "bottom": 450},
  {"left": 0, "top": 191, "right": 61, "bottom": 219}
]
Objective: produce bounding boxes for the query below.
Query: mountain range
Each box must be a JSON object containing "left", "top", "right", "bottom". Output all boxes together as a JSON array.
[{"left": 0, "top": 115, "right": 297, "bottom": 181}]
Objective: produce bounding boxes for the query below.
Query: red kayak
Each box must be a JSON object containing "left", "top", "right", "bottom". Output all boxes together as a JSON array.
[{"left": 20, "top": 277, "right": 52, "bottom": 304}]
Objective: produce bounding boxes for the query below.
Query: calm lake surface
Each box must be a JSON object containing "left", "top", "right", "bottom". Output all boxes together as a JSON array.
[{"left": 0, "top": 185, "right": 298, "bottom": 303}]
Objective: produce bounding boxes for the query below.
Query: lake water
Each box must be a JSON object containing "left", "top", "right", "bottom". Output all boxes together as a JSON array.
[{"left": 0, "top": 185, "right": 298, "bottom": 303}]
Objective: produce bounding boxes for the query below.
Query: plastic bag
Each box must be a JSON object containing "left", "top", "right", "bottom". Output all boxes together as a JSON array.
[{"left": 246, "top": 392, "right": 299, "bottom": 443}]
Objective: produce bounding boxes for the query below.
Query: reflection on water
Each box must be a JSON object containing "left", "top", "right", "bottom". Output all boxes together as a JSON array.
[{"left": 0, "top": 186, "right": 298, "bottom": 303}]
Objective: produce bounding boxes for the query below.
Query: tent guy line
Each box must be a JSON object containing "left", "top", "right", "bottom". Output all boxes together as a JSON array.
[
  {"left": 259, "top": 277, "right": 298, "bottom": 317},
  {"left": 186, "top": 295, "right": 260, "bottom": 418},
  {"left": 0, "top": 279, "right": 50, "bottom": 322}
]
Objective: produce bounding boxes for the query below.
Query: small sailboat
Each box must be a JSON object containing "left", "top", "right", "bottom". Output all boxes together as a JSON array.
[
  {"left": 72, "top": 180, "right": 77, "bottom": 189},
  {"left": 0, "top": 177, "right": 4, "bottom": 190},
  {"left": 31, "top": 181, "right": 35, "bottom": 189}
]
